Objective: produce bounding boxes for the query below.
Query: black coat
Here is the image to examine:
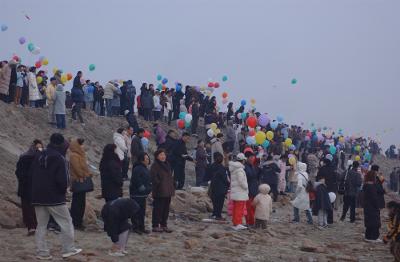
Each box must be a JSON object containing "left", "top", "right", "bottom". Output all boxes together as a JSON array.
[
  {"left": 363, "top": 183, "right": 381, "bottom": 228},
  {"left": 159, "top": 135, "right": 177, "bottom": 160},
  {"left": 313, "top": 184, "right": 332, "bottom": 212},
  {"left": 204, "top": 163, "right": 230, "bottom": 197},
  {"left": 130, "top": 163, "right": 152, "bottom": 197},
  {"left": 101, "top": 198, "right": 139, "bottom": 243},
  {"left": 344, "top": 169, "right": 362, "bottom": 197},
  {"left": 15, "top": 148, "right": 38, "bottom": 200},
  {"left": 171, "top": 139, "right": 188, "bottom": 167},
  {"left": 31, "top": 145, "right": 68, "bottom": 206},
  {"left": 100, "top": 157, "right": 123, "bottom": 201},
  {"left": 259, "top": 161, "right": 281, "bottom": 186},
  {"left": 71, "top": 86, "right": 84, "bottom": 103},
  {"left": 73, "top": 75, "right": 82, "bottom": 88},
  {"left": 126, "top": 113, "right": 140, "bottom": 133},
  {"left": 244, "top": 163, "right": 259, "bottom": 198},
  {"left": 375, "top": 178, "right": 386, "bottom": 209},
  {"left": 317, "top": 165, "right": 337, "bottom": 193}
]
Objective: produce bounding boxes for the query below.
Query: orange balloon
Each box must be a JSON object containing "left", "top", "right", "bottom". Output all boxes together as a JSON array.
[
  {"left": 67, "top": 73, "right": 73, "bottom": 81},
  {"left": 222, "top": 92, "right": 228, "bottom": 99}
]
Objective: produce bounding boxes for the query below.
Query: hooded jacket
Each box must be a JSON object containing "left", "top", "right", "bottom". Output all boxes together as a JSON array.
[
  {"left": 291, "top": 162, "right": 310, "bottom": 210},
  {"left": 205, "top": 162, "right": 230, "bottom": 197},
  {"left": 245, "top": 162, "right": 260, "bottom": 198},
  {"left": 130, "top": 163, "right": 152, "bottom": 197},
  {"left": 211, "top": 138, "right": 224, "bottom": 163},
  {"left": 253, "top": 184, "right": 272, "bottom": 221},
  {"left": 69, "top": 140, "right": 91, "bottom": 183},
  {"left": 260, "top": 160, "right": 281, "bottom": 186},
  {"left": 100, "top": 153, "right": 123, "bottom": 201},
  {"left": 53, "top": 84, "right": 66, "bottom": 114},
  {"left": 28, "top": 72, "right": 41, "bottom": 101},
  {"left": 344, "top": 169, "right": 362, "bottom": 196},
  {"left": 113, "top": 132, "right": 128, "bottom": 161},
  {"left": 229, "top": 161, "right": 249, "bottom": 201}
]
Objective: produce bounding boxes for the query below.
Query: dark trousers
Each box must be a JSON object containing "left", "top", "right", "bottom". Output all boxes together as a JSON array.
[
  {"left": 153, "top": 111, "right": 160, "bottom": 121},
  {"left": 70, "top": 192, "right": 86, "bottom": 227},
  {"left": 195, "top": 167, "right": 206, "bottom": 187},
  {"left": 341, "top": 195, "right": 356, "bottom": 222},
  {"left": 191, "top": 118, "right": 199, "bottom": 134},
  {"left": 174, "top": 165, "right": 185, "bottom": 190},
  {"left": 365, "top": 226, "right": 380, "bottom": 240},
  {"left": 122, "top": 157, "right": 129, "bottom": 179},
  {"left": 211, "top": 194, "right": 225, "bottom": 218},
  {"left": 327, "top": 202, "right": 334, "bottom": 224},
  {"left": 55, "top": 114, "right": 66, "bottom": 129},
  {"left": 72, "top": 102, "right": 84, "bottom": 123},
  {"left": 168, "top": 111, "right": 173, "bottom": 125},
  {"left": 132, "top": 197, "right": 146, "bottom": 230},
  {"left": 152, "top": 197, "right": 171, "bottom": 228},
  {"left": 21, "top": 198, "right": 37, "bottom": 231},
  {"left": 270, "top": 184, "right": 278, "bottom": 202},
  {"left": 143, "top": 108, "right": 152, "bottom": 121}
]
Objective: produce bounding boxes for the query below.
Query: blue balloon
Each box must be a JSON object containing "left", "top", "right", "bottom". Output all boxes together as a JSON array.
[
  {"left": 270, "top": 121, "right": 278, "bottom": 129},
  {"left": 141, "top": 137, "right": 149, "bottom": 147},
  {"left": 176, "top": 83, "right": 182, "bottom": 92},
  {"left": 289, "top": 144, "right": 296, "bottom": 151},
  {"left": 246, "top": 136, "right": 255, "bottom": 145},
  {"left": 241, "top": 99, "right": 246, "bottom": 106},
  {"left": 162, "top": 78, "right": 168, "bottom": 85},
  {"left": 262, "top": 140, "right": 270, "bottom": 148},
  {"left": 179, "top": 111, "right": 187, "bottom": 120},
  {"left": 277, "top": 115, "right": 284, "bottom": 123}
]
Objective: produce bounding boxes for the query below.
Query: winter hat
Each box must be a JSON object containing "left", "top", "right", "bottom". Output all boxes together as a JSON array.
[
  {"left": 258, "top": 184, "right": 270, "bottom": 195},
  {"left": 50, "top": 133, "right": 65, "bottom": 146},
  {"left": 325, "top": 154, "right": 333, "bottom": 162},
  {"left": 236, "top": 153, "right": 246, "bottom": 161}
]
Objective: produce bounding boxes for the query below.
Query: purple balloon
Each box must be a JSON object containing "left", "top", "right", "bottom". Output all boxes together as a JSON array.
[
  {"left": 258, "top": 114, "right": 270, "bottom": 127},
  {"left": 19, "top": 37, "right": 26, "bottom": 45}
]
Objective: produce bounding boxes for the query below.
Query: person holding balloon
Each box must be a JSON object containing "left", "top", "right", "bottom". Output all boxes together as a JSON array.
[{"left": 27, "top": 67, "right": 41, "bottom": 108}]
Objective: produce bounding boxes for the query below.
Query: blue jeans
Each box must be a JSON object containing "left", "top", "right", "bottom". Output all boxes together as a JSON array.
[
  {"left": 293, "top": 207, "right": 313, "bottom": 224},
  {"left": 105, "top": 99, "right": 113, "bottom": 117},
  {"left": 55, "top": 114, "right": 66, "bottom": 129}
]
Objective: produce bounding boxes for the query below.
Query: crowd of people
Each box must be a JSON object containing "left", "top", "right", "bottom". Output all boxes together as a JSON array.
[{"left": 5, "top": 62, "right": 400, "bottom": 260}]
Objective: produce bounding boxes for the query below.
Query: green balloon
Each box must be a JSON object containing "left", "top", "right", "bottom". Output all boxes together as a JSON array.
[
  {"left": 89, "top": 64, "right": 96, "bottom": 71},
  {"left": 291, "top": 78, "right": 297, "bottom": 85}
]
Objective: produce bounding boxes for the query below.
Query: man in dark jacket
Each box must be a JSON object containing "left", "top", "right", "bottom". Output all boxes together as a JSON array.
[
  {"left": 71, "top": 77, "right": 85, "bottom": 124},
  {"left": 244, "top": 152, "right": 259, "bottom": 226},
  {"left": 260, "top": 155, "right": 281, "bottom": 202},
  {"left": 31, "top": 133, "right": 82, "bottom": 260},
  {"left": 191, "top": 100, "right": 200, "bottom": 135},
  {"left": 124, "top": 110, "right": 140, "bottom": 133},
  {"left": 141, "top": 88, "right": 153, "bottom": 121},
  {"left": 73, "top": 71, "right": 82, "bottom": 89},
  {"left": 131, "top": 128, "right": 145, "bottom": 164},
  {"left": 126, "top": 80, "right": 136, "bottom": 113},
  {"left": 372, "top": 164, "right": 386, "bottom": 209},
  {"left": 171, "top": 132, "right": 193, "bottom": 190},
  {"left": 340, "top": 161, "right": 362, "bottom": 222},
  {"left": 316, "top": 156, "right": 337, "bottom": 224}
]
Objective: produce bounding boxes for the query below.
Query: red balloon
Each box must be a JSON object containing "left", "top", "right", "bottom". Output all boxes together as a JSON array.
[
  {"left": 248, "top": 129, "right": 255, "bottom": 136},
  {"left": 143, "top": 130, "right": 151, "bottom": 138},
  {"left": 246, "top": 116, "right": 257, "bottom": 128},
  {"left": 208, "top": 82, "right": 214, "bottom": 88},
  {"left": 177, "top": 119, "right": 185, "bottom": 129},
  {"left": 222, "top": 92, "right": 228, "bottom": 98},
  {"left": 214, "top": 82, "right": 220, "bottom": 88},
  {"left": 35, "top": 61, "right": 42, "bottom": 68},
  {"left": 12, "top": 55, "right": 20, "bottom": 62}
]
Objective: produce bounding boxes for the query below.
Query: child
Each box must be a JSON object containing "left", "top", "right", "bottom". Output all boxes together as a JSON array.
[
  {"left": 313, "top": 177, "right": 332, "bottom": 229},
  {"left": 253, "top": 184, "right": 272, "bottom": 229},
  {"left": 383, "top": 201, "right": 400, "bottom": 261},
  {"left": 101, "top": 198, "right": 139, "bottom": 257}
]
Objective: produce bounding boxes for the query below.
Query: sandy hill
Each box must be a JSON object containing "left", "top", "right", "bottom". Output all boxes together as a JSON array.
[{"left": 0, "top": 101, "right": 398, "bottom": 261}]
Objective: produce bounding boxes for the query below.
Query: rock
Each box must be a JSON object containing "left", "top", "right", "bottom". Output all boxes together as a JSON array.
[
  {"left": 300, "top": 239, "right": 319, "bottom": 253},
  {"left": 184, "top": 239, "right": 199, "bottom": 249},
  {"left": 0, "top": 199, "right": 23, "bottom": 229},
  {"left": 182, "top": 231, "right": 202, "bottom": 238},
  {"left": 83, "top": 201, "right": 98, "bottom": 225},
  {"left": 210, "top": 232, "right": 225, "bottom": 239},
  {"left": 326, "top": 255, "right": 359, "bottom": 262}
]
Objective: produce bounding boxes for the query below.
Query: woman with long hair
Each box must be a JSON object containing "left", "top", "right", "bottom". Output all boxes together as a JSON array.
[
  {"left": 100, "top": 144, "right": 123, "bottom": 202},
  {"left": 363, "top": 170, "right": 382, "bottom": 242}
]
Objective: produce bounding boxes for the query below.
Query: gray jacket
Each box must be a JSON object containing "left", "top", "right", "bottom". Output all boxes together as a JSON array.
[
  {"left": 53, "top": 85, "right": 66, "bottom": 115},
  {"left": 344, "top": 169, "right": 362, "bottom": 196}
]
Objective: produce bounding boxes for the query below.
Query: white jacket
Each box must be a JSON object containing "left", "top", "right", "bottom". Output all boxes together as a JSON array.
[
  {"left": 28, "top": 72, "right": 41, "bottom": 101},
  {"left": 229, "top": 161, "right": 249, "bottom": 201},
  {"left": 153, "top": 95, "right": 161, "bottom": 111},
  {"left": 113, "top": 132, "right": 128, "bottom": 161},
  {"left": 291, "top": 162, "right": 310, "bottom": 210},
  {"left": 253, "top": 184, "right": 272, "bottom": 220}
]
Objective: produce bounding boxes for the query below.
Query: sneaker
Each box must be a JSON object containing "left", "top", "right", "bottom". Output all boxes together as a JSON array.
[
  {"left": 122, "top": 250, "right": 129, "bottom": 255},
  {"left": 232, "top": 224, "right": 247, "bottom": 231},
  {"left": 62, "top": 248, "right": 82, "bottom": 258},
  {"left": 108, "top": 251, "right": 125, "bottom": 257},
  {"left": 36, "top": 255, "right": 53, "bottom": 260}
]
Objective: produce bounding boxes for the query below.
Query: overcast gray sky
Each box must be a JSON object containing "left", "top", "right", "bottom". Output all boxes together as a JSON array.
[{"left": 1, "top": 0, "right": 399, "bottom": 149}]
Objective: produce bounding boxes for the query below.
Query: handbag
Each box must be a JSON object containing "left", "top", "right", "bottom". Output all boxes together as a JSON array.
[{"left": 70, "top": 177, "right": 94, "bottom": 193}]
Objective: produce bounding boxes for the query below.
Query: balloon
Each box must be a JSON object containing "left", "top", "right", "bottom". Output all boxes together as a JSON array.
[
  {"left": 32, "top": 46, "right": 41, "bottom": 55},
  {"left": 248, "top": 129, "right": 255, "bottom": 136},
  {"left": 258, "top": 114, "right": 270, "bottom": 127},
  {"left": 52, "top": 67, "right": 58, "bottom": 74},
  {"left": 89, "top": 64, "right": 96, "bottom": 71},
  {"left": 1, "top": 24, "right": 8, "bottom": 32},
  {"left": 222, "top": 92, "right": 228, "bottom": 99},
  {"left": 214, "top": 82, "right": 220, "bottom": 88},
  {"left": 270, "top": 121, "right": 278, "bottom": 129},
  {"left": 162, "top": 78, "right": 168, "bottom": 84},
  {"left": 67, "top": 73, "right": 73, "bottom": 81},
  {"left": 184, "top": 114, "right": 192, "bottom": 123},
  {"left": 215, "top": 128, "right": 221, "bottom": 135},
  {"left": 284, "top": 138, "right": 292, "bottom": 147},
  {"left": 179, "top": 111, "right": 187, "bottom": 120},
  {"left": 241, "top": 99, "right": 246, "bottom": 106},
  {"left": 262, "top": 140, "right": 270, "bottom": 149},
  {"left": 42, "top": 58, "right": 49, "bottom": 66},
  {"left": 177, "top": 119, "right": 185, "bottom": 129},
  {"left": 222, "top": 75, "right": 228, "bottom": 82},
  {"left": 241, "top": 112, "right": 247, "bottom": 120},
  {"left": 329, "top": 145, "right": 337, "bottom": 155},
  {"left": 157, "top": 74, "right": 162, "bottom": 81},
  {"left": 157, "top": 83, "right": 162, "bottom": 90},
  {"left": 277, "top": 115, "right": 284, "bottom": 123},
  {"left": 246, "top": 116, "right": 257, "bottom": 128},
  {"left": 246, "top": 136, "right": 256, "bottom": 145},
  {"left": 176, "top": 84, "right": 182, "bottom": 92},
  {"left": 141, "top": 137, "right": 149, "bottom": 147},
  {"left": 266, "top": 131, "right": 274, "bottom": 141},
  {"left": 291, "top": 78, "right": 297, "bottom": 85},
  {"left": 289, "top": 144, "right": 296, "bottom": 151},
  {"left": 61, "top": 74, "right": 68, "bottom": 83},
  {"left": 250, "top": 98, "right": 256, "bottom": 105},
  {"left": 143, "top": 130, "right": 151, "bottom": 138},
  {"left": 36, "top": 76, "right": 43, "bottom": 84},
  {"left": 19, "top": 37, "right": 26, "bottom": 45},
  {"left": 210, "top": 123, "right": 218, "bottom": 131},
  {"left": 185, "top": 121, "right": 191, "bottom": 128},
  {"left": 208, "top": 82, "right": 214, "bottom": 88},
  {"left": 35, "top": 61, "right": 42, "bottom": 68},
  {"left": 289, "top": 157, "right": 296, "bottom": 166},
  {"left": 355, "top": 145, "right": 361, "bottom": 152},
  {"left": 207, "top": 129, "right": 214, "bottom": 137},
  {"left": 328, "top": 192, "right": 336, "bottom": 203},
  {"left": 355, "top": 155, "right": 361, "bottom": 162},
  {"left": 27, "top": 43, "right": 35, "bottom": 52},
  {"left": 255, "top": 131, "right": 266, "bottom": 145}
]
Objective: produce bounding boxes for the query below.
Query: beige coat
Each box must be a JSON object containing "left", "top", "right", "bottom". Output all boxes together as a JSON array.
[
  {"left": 46, "top": 83, "right": 56, "bottom": 103},
  {"left": 253, "top": 184, "right": 272, "bottom": 221}
]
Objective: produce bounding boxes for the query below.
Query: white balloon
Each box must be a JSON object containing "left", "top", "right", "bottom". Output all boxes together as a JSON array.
[
  {"left": 32, "top": 46, "right": 41, "bottom": 55},
  {"left": 329, "top": 192, "right": 336, "bottom": 203},
  {"left": 207, "top": 129, "right": 214, "bottom": 138},
  {"left": 185, "top": 114, "right": 192, "bottom": 123}
]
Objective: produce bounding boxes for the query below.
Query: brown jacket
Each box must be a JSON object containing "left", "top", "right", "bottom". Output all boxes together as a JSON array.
[
  {"left": 69, "top": 140, "right": 91, "bottom": 182},
  {"left": 150, "top": 160, "right": 175, "bottom": 198}
]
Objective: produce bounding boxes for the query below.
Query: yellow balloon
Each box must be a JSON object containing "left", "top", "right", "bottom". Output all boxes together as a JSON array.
[
  {"left": 255, "top": 131, "right": 266, "bottom": 145},
  {"left": 266, "top": 131, "right": 274, "bottom": 141},
  {"left": 289, "top": 157, "right": 296, "bottom": 166},
  {"left": 42, "top": 58, "right": 49, "bottom": 66},
  {"left": 36, "top": 76, "right": 43, "bottom": 84},
  {"left": 355, "top": 155, "right": 361, "bottom": 162},
  {"left": 61, "top": 74, "right": 68, "bottom": 83},
  {"left": 210, "top": 123, "right": 217, "bottom": 131},
  {"left": 339, "top": 136, "right": 345, "bottom": 143},
  {"left": 285, "top": 138, "right": 293, "bottom": 147},
  {"left": 52, "top": 67, "right": 58, "bottom": 75},
  {"left": 250, "top": 98, "right": 256, "bottom": 105},
  {"left": 215, "top": 129, "right": 221, "bottom": 135}
]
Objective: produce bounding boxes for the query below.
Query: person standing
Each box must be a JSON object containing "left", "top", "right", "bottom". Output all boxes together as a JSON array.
[
  {"left": 71, "top": 77, "right": 85, "bottom": 124},
  {"left": 244, "top": 152, "right": 259, "bottom": 226},
  {"left": 53, "top": 84, "right": 66, "bottom": 129},
  {"left": 291, "top": 162, "right": 313, "bottom": 225},
  {"left": 260, "top": 155, "right": 281, "bottom": 202},
  {"left": 46, "top": 77, "right": 57, "bottom": 124},
  {"left": 191, "top": 100, "right": 200, "bottom": 135},
  {"left": 363, "top": 170, "right": 382, "bottom": 242},
  {"left": 278, "top": 155, "right": 288, "bottom": 195},
  {"left": 229, "top": 153, "right": 249, "bottom": 230},
  {"left": 28, "top": 67, "right": 41, "bottom": 107},
  {"left": 313, "top": 177, "right": 332, "bottom": 229},
  {"left": 225, "top": 121, "right": 236, "bottom": 153},
  {"left": 114, "top": 128, "right": 129, "bottom": 180},
  {"left": 0, "top": 60, "right": 12, "bottom": 103},
  {"left": 129, "top": 152, "right": 152, "bottom": 234},
  {"left": 316, "top": 156, "right": 337, "bottom": 224},
  {"left": 252, "top": 184, "right": 273, "bottom": 229},
  {"left": 150, "top": 149, "right": 175, "bottom": 233},
  {"left": 14, "top": 65, "right": 25, "bottom": 106},
  {"left": 69, "top": 139, "right": 92, "bottom": 230},
  {"left": 131, "top": 128, "right": 145, "bottom": 164},
  {"left": 141, "top": 87, "right": 154, "bottom": 121},
  {"left": 195, "top": 140, "right": 208, "bottom": 187},
  {"left": 104, "top": 81, "right": 118, "bottom": 117},
  {"left": 171, "top": 132, "right": 193, "bottom": 190},
  {"left": 126, "top": 80, "right": 136, "bottom": 113},
  {"left": 15, "top": 139, "right": 43, "bottom": 236},
  {"left": 31, "top": 133, "right": 82, "bottom": 260},
  {"left": 153, "top": 91, "right": 161, "bottom": 121},
  {"left": 211, "top": 133, "right": 224, "bottom": 163},
  {"left": 100, "top": 144, "right": 123, "bottom": 202},
  {"left": 340, "top": 161, "right": 362, "bottom": 223}
]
